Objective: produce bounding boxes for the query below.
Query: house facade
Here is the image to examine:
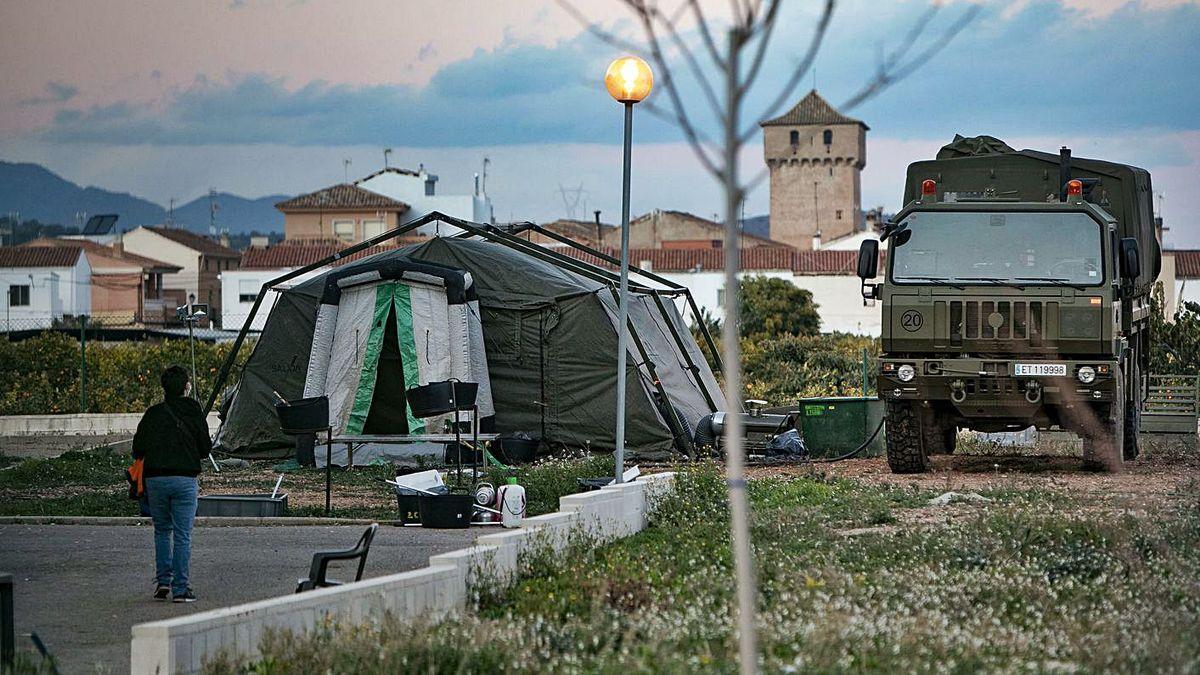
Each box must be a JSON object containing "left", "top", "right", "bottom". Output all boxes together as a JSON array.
[
  {"left": 121, "top": 227, "right": 241, "bottom": 322},
  {"left": 277, "top": 184, "right": 411, "bottom": 243},
  {"left": 22, "top": 238, "right": 181, "bottom": 324},
  {"left": 356, "top": 166, "right": 493, "bottom": 230},
  {"left": 0, "top": 246, "right": 92, "bottom": 330}
]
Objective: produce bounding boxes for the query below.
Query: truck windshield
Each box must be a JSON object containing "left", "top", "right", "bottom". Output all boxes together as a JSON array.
[{"left": 890, "top": 211, "right": 1104, "bottom": 286}]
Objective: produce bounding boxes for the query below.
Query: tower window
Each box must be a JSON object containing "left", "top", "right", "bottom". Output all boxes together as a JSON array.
[
  {"left": 836, "top": 210, "right": 843, "bottom": 220},
  {"left": 823, "top": 129, "right": 833, "bottom": 145},
  {"left": 789, "top": 130, "right": 799, "bottom": 146}
]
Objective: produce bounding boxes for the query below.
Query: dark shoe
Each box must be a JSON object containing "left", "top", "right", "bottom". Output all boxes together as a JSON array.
[
  {"left": 172, "top": 589, "right": 197, "bottom": 603},
  {"left": 153, "top": 585, "right": 170, "bottom": 601}
]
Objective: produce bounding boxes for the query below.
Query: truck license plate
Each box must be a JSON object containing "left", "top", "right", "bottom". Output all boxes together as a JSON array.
[{"left": 1013, "top": 363, "right": 1067, "bottom": 377}]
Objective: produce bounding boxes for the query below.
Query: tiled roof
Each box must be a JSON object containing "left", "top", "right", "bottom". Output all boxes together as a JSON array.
[
  {"left": 629, "top": 209, "right": 788, "bottom": 246},
  {"left": 275, "top": 183, "right": 410, "bottom": 212},
  {"left": 0, "top": 246, "right": 83, "bottom": 268},
  {"left": 22, "top": 238, "right": 181, "bottom": 272},
  {"left": 146, "top": 227, "right": 241, "bottom": 258},
  {"left": 1172, "top": 250, "right": 1200, "bottom": 278},
  {"left": 240, "top": 241, "right": 402, "bottom": 270},
  {"left": 549, "top": 245, "right": 884, "bottom": 275},
  {"left": 761, "top": 90, "right": 867, "bottom": 128}
]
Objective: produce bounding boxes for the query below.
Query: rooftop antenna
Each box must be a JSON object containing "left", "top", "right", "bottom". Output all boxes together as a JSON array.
[
  {"left": 208, "top": 189, "right": 219, "bottom": 237},
  {"left": 383, "top": 148, "right": 392, "bottom": 168},
  {"left": 167, "top": 199, "right": 175, "bottom": 228},
  {"left": 343, "top": 158, "right": 352, "bottom": 183},
  {"left": 481, "top": 156, "right": 490, "bottom": 195}
]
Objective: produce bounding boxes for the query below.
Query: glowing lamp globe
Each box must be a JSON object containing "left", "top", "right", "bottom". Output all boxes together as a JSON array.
[{"left": 605, "top": 56, "right": 654, "bottom": 104}]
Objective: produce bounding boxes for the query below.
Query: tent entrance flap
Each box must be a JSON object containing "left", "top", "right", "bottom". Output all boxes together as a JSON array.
[{"left": 345, "top": 282, "right": 425, "bottom": 436}]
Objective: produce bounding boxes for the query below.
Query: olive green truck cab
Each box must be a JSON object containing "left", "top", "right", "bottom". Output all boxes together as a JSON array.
[{"left": 856, "top": 137, "right": 1162, "bottom": 473}]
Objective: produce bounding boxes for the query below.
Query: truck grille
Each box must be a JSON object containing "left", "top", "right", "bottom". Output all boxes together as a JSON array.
[{"left": 949, "top": 300, "right": 1044, "bottom": 344}]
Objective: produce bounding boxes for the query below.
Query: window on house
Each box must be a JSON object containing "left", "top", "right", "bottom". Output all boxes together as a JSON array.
[
  {"left": 362, "top": 219, "right": 386, "bottom": 239},
  {"left": 333, "top": 219, "right": 355, "bottom": 242},
  {"left": 836, "top": 210, "right": 843, "bottom": 220},
  {"left": 8, "top": 284, "right": 30, "bottom": 307},
  {"left": 823, "top": 129, "right": 833, "bottom": 145},
  {"left": 238, "top": 279, "right": 260, "bottom": 304},
  {"left": 789, "top": 130, "right": 799, "bottom": 146},
  {"left": 716, "top": 288, "right": 726, "bottom": 307}
]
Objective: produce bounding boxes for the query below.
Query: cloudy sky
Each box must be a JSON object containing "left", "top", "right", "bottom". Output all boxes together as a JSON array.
[{"left": 1, "top": 0, "right": 1197, "bottom": 245}]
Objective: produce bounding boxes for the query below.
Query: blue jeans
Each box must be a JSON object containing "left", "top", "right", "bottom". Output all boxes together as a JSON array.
[{"left": 146, "top": 476, "right": 198, "bottom": 596}]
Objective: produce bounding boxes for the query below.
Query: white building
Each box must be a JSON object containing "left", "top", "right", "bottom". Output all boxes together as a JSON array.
[
  {"left": 554, "top": 246, "right": 882, "bottom": 335},
  {"left": 0, "top": 246, "right": 92, "bottom": 330},
  {"left": 356, "top": 166, "right": 493, "bottom": 232}
]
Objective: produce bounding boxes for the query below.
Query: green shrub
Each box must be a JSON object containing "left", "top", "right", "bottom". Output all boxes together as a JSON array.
[{"left": 0, "top": 333, "right": 253, "bottom": 415}]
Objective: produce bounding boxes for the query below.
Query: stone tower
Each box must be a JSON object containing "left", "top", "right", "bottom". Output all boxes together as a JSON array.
[{"left": 761, "top": 90, "right": 867, "bottom": 250}]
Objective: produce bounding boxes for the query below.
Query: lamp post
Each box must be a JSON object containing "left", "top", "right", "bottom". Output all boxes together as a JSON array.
[{"left": 605, "top": 56, "right": 653, "bottom": 484}]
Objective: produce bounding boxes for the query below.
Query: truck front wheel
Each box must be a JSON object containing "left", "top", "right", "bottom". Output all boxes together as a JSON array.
[
  {"left": 885, "top": 400, "right": 928, "bottom": 473},
  {"left": 1082, "top": 368, "right": 1125, "bottom": 472}
]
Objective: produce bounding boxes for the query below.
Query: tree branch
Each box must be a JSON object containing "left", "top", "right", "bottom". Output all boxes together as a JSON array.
[
  {"left": 737, "top": 0, "right": 783, "bottom": 98},
  {"left": 686, "top": 0, "right": 727, "bottom": 71},
  {"left": 649, "top": 3, "right": 725, "bottom": 123},
  {"left": 739, "top": 0, "right": 835, "bottom": 144}
]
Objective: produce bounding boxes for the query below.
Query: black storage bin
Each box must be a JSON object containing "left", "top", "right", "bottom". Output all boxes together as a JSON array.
[
  {"left": 395, "top": 493, "right": 422, "bottom": 526},
  {"left": 418, "top": 494, "right": 473, "bottom": 529},
  {"left": 275, "top": 396, "right": 330, "bottom": 434},
  {"left": 496, "top": 434, "right": 539, "bottom": 464},
  {"left": 406, "top": 381, "right": 478, "bottom": 418}
]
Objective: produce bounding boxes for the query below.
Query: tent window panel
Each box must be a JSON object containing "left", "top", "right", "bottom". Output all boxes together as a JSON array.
[{"left": 483, "top": 307, "right": 522, "bottom": 359}]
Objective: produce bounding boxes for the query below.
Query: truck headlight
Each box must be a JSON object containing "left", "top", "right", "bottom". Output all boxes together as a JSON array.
[
  {"left": 897, "top": 364, "right": 916, "bottom": 382},
  {"left": 1077, "top": 366, "right": 1096, "bottom": 384}
]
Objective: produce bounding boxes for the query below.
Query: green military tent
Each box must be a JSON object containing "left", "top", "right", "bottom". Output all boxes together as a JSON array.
[{"left": 214, "top": 216, "right": 723, "bottom": 461}]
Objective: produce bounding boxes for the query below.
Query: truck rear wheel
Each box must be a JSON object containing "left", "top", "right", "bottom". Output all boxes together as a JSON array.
[
  {"left": 885, "top": 400, "right": 928, "bottom": 473},
  {"left": 1082, "top": 368, "right": 1125, "bottom": 472}
]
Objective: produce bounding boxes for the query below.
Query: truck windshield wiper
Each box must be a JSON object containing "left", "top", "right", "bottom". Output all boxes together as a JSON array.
[
  {"left": 955, "top": 276, "right": 1026, "bottom": 290},
  {"left": 1013, "top": 277, "right": 1089, "bottom": 289},
  {"left": 902, "top": 276, "right": 964, "bottom": 289}
]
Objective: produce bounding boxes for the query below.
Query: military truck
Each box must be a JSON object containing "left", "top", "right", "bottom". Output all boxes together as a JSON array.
[{"left": 856, "top": 136, "right": 1162, "bottom": 473}]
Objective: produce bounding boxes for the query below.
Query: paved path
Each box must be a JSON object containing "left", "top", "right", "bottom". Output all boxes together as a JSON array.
[{"left": 0, "top": 523, "right": 481, "bottom": 673}]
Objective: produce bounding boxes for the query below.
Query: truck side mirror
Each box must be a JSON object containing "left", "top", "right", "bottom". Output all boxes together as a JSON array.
[
  {"left": 857, "top": 240, "right": 879, "bottom": 279},
  {"left": 857, "top": 239, "right": 880, "bottom": 303},
  {"left": 1119, "top": 237, "right": 1141, "bottom": 280}
]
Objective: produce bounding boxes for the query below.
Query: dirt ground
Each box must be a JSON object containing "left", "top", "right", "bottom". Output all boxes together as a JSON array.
[{"left": 748, "top": 434, "right": 1200, "bottom": 510}]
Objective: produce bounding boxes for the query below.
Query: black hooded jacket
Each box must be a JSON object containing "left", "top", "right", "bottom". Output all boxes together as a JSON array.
[{"left": 132, "top": 396, "right": 211, "bottom": 478}]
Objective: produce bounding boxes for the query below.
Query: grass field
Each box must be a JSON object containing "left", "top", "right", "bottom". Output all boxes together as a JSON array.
[
  {"left": 211, "top": 449, "right": 1200, "bottom": 674},
  {"left": 0, "top": 446, "right": 612, "bottom": 519}
]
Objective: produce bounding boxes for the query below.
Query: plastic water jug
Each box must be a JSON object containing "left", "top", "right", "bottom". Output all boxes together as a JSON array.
[{"left": 498, "top": 477, "right": 526, "bottom": 529}]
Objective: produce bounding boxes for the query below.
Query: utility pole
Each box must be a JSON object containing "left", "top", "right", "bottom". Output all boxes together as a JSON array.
[
  {"left": 343, "top": 158, "right": 352, "bottom": 183},
  {"left": 208, "top": 189, "right": 219, "bottom": 237}
]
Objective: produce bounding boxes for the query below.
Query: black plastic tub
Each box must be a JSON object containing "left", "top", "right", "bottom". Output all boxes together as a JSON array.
[
  {"left": 395, "top": 493, "right": 422, "bottom": 526},
  {"left": 418, "top": 494, "right": 473, "bottom": 529},
  {"left": 196, "top": 494, "right": 289, "bottom": 517},
  {"left": 406, "top": 381, "right": 478, "bottom": 418},
  {"left": 275, "top": 396, "right": 329, "bottom": 434},
  {"left": 496, "top": 435, "right": 539, "bottom": 464}
]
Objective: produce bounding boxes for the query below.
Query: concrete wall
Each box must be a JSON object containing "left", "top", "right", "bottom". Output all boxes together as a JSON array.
[
  {"left": 0, "top": 411, "right": 221, "bottom": 436},
  {"left": 764, "top": 123, "right": 866, "bottom": 250},
  {"left": 219, "top": 268, "right": 328, "bottom": 331},
  {"left": 123, "top": 228, "right": 200, "bottom": 300},
  {"left": 0, "top": 257, "right": 91, "bottom": 329},
  {"left": 130, "top": 472, "right": 675, "bottom": 675}
]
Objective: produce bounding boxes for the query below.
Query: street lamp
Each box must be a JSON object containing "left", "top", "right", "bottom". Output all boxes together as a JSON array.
[{"left": 605, "top": 56, "right": 653, "bottom": 484}]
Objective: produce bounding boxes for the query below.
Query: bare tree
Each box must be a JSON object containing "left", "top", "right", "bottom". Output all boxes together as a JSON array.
[{"left": 559, "top": 1, "right": 978, "bottom": 671}]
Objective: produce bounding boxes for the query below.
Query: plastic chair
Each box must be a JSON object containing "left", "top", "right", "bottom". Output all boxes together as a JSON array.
[{"left": 295, "top": 523, "right": 379, "bottom": 593}]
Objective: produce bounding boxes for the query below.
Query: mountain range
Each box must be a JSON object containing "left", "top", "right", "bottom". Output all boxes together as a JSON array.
[{"left": 0, "top": 161, "right": 288, "bottom": 235}]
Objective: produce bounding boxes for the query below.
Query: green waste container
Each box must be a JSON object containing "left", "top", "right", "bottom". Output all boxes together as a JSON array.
[{"left": 797, "top": 396, "right": 885, "bottom": 458}]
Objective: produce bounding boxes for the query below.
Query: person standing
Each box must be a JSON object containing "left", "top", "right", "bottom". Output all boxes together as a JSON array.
[{"left": 132, "top": 365, "right": 210, "bottom": 603}]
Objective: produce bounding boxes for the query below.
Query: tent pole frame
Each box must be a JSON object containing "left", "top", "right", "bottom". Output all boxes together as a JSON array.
[
  {"left": 205, "top": 211, "right": 705, "bottom": 459},
  {"left": 203, "top": 213, "right": 445, "bottom": 416},
  {"left": 478, "top": 222, "right": 724, "bottom": 377}
]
